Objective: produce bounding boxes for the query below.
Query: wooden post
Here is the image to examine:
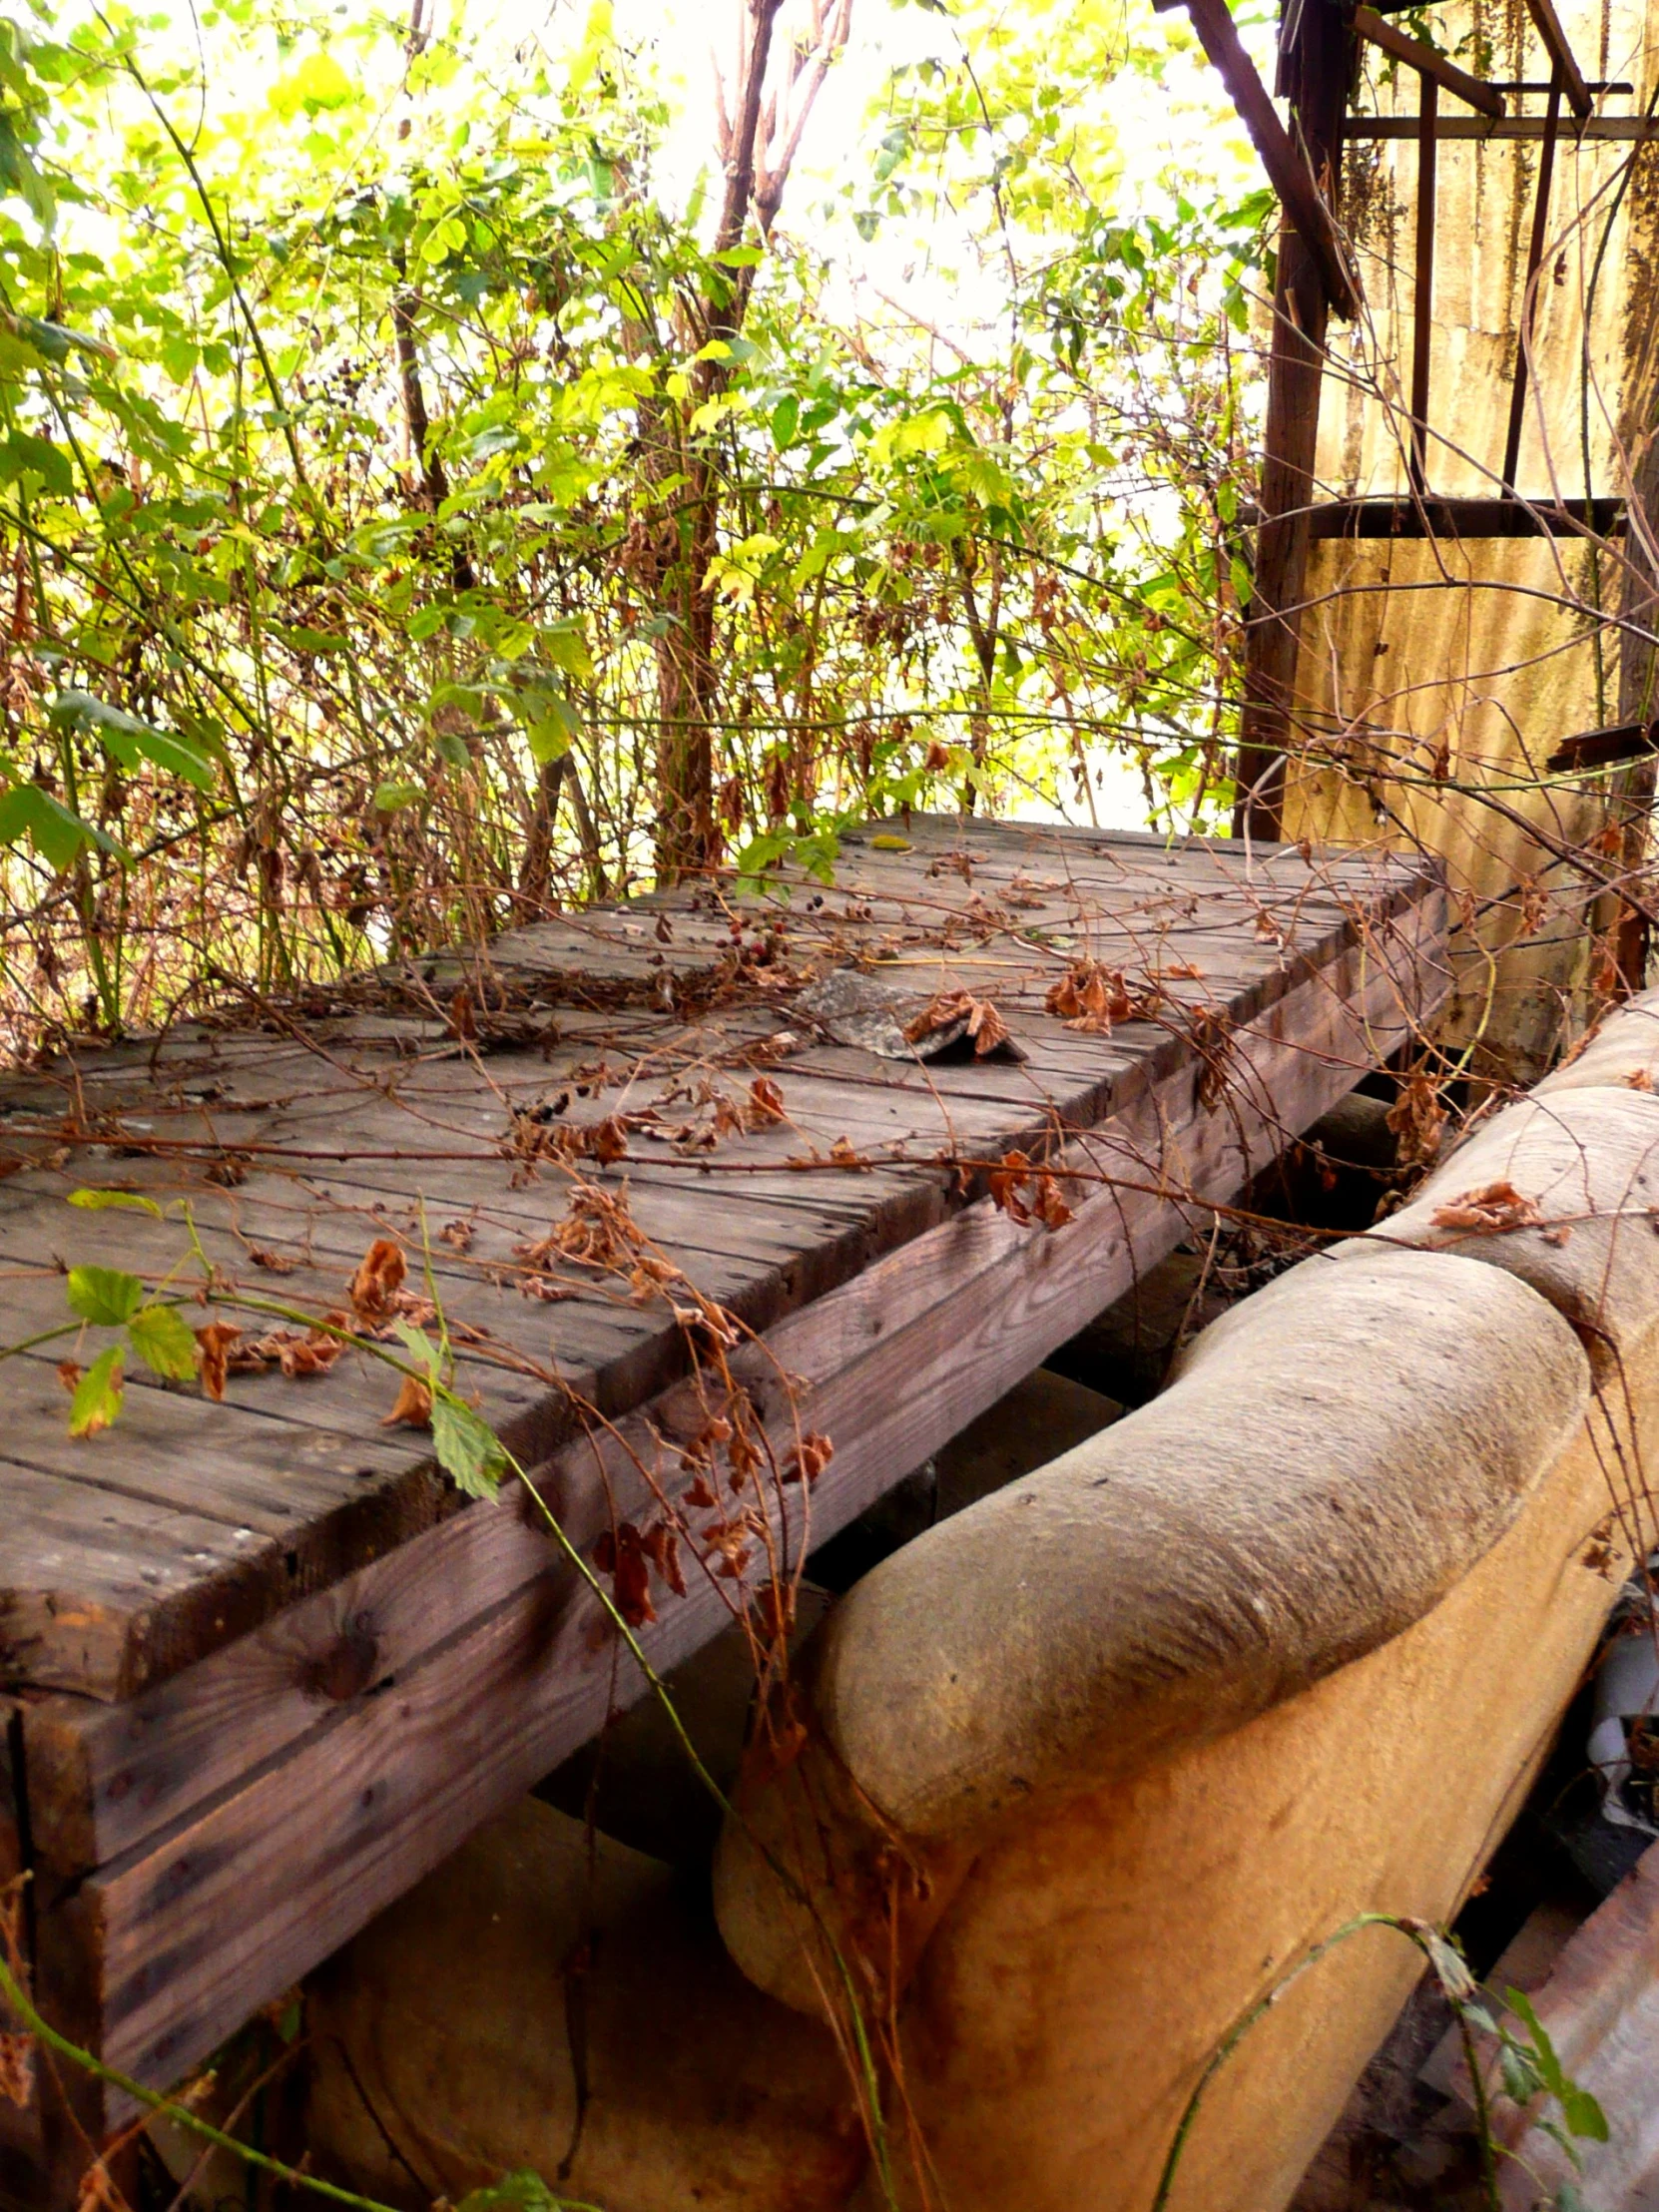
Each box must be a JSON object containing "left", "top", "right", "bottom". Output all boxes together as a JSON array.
[{"left": 1234, "top": 0, "right": 1353, "bottom": 839}]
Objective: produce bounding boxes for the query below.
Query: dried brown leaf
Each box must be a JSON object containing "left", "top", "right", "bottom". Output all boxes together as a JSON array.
[
  {"left": 0, "top": 2031, "right": 31, "bottom": 2110},
  {"left": 349, "top": 1238, "right": 406, "bottom": 1324},
  {"left": 1385, "top": 1075, "right": 1447, "bottom": 1170},
  {"left": 381, "top": 1372, "right": 433, "bottom": 1429},
  {"left": 593, "top": 1521, "right": 655, "bottom": 1626},
  {"left": 194, "top": 1321, "right": 242, "bottom": 1402},
  {"left": 784, "top": 1431, "right": 834, "bottom": 1486},
  {"left": 1428, "top": 1179, "right": 1547, "bottom": 1235}
]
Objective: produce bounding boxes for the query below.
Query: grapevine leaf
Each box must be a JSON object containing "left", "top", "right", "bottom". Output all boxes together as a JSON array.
[
  {"left": 69, "top": 1345, "right": 125, "bottom": 1437},
  {"left": 66, "top": 1265, "right": 144, "bottom": 1327},
  {"left": 127, "top": 1303, "right": 200, "bottom": 1382},
  {"left": 431, "top": 1393, "right": 506, "bottom": 1500}
]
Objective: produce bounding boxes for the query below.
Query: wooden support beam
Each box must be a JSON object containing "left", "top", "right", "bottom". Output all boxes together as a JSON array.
[
  {"left": 1520, "top": 0, "right": 1592, "bottom": 115},
  {"left": 1234, "top": 0, "right": 1354, "bottom": 837},
  {"left": 1502, "top": 70, "right": 1564, "bottom": 496},
  {"left": 1410, "top": 77, "right": 1439, "bottom": 493},
  {"left": 1352, "top": 7, "right": 1504, "bottom": 116},
  {"left": 1173, "top": 0, "right": 1360, "bottom": 318},
  {"left": 21, "top": 880, "right": 1449, "bottom": 2127}
]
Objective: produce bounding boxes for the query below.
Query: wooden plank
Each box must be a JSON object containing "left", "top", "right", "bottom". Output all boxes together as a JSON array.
[
  {"left": 1352, "top": 7, "right": 1503, "bottom": 114},
  {"left": 26, "top": 894, "right": 1449, "bottom": 2108},
  {"left": 0, "top": 1699, "right": 46, "bottom": 2197},
  {"left": 0, "top": 1453, "right": 300, "bottom": 1701}
]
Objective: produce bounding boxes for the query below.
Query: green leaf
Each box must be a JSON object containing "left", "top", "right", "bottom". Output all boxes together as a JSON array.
[
  {"left": 1504, "top": 1990, "right": 1566, "bottom": 2096},
  {"left": 1499, "top": 2041, "right": 1542, "bottom": 2104},
  {"left": 455, "top": 2174, "right": 562, "bottom": 2212},
  {"left": 1561, "top": 2086, "right": 1609, "bottom": 2143},
  {"left": 66, "top": 1266, "right": 145, "bottom": 1327},
  {"left": 431, "top": 1393, "right": 507, "bottom": 1500},
  {"left": 0, "top": 785, "right": 116, "bottom": 871},
  {"left": 0, "top": 431, "right": 72, "bottom": 497},
  {"left": 270, "top": 49, "right": 356, "bottom": 117},
  {"left": 538, "top": 620, "right": 594, "bottom": 682},
  {"left": 372, "top": 781, "right": 424, "bottom": 812},
  {"left": 2, "top": 312, "right": 115, "bottom": 367},
  {"left": 69, "top": 1189, "right": 163, "bottom": 1219},
  {"left": 48, "top": 692, "right": 217, "bottom": 792},
  {"left": 69, "top": 1345, "right": 126, "bottom": 1438},
  {"left": 127, "top": 1302, "right": 200, "bottom": 1382}
]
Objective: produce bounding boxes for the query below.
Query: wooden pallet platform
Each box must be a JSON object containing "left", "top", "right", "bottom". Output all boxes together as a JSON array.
[{"left": 0, "top": 816, "right": 1447, "bottom": 2186}]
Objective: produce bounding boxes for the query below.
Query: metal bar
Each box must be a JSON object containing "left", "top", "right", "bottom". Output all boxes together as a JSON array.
[
  {"left": 1346, "top": 114, "right": 1649, "bottom": 136},
  {"left": 1501, "top": 68, "right": 1563, "bottom": 496},
  {"left": 1410, "top": 77, "right": 1438, "bottom": 493},
  {"left": 1521, "top": 0, "right": 1592, "bottom": 114},
  {"left": 1261, "top": 495, "right": 1627, "bottom": 537},
  {"left": 1352, "top": 6, "right": 1504, "bottom": 116},
  {"left": 1545, "top": 721, "right": 1659, "bottom": 773},
  {"left": 1177, "top": 0, "right": 1361, "bottom": 317}
]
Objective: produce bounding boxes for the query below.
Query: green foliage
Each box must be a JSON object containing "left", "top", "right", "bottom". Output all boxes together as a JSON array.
[
  {"left": 0, "top": 0, "right": 1265, "bottom": 1049},
  {"left": 1500, "top": 1986, "right": 1610, "bottom": 2155},
  {"left": 63, "top": 1260, "right": 200, "bottom": 1401}
]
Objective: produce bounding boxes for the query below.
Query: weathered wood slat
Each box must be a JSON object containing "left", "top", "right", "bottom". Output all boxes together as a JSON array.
[
  {"left": 2, "top": 843, "right": 1436, "bottom": 1707},
  {"left": 25, "top": 890, "right": 1446, "bottom": 2108}
]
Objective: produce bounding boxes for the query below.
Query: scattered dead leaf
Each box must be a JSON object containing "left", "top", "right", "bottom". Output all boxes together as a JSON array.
[
  {"left": 348, "top": 1238, "right": 406, "bottom": 1324},
  {"left": 784, "top": 1431, "right": 834, "bottom": 1486},
  {"left": 381, "top": 1372, "right": 432, "bottom": 1429},
  {"left": 904, "top": 989, "right": 1019, "bottom": 1059},
  {"left": 987, "top": 1148, "right": 1074, "bottom": 1230},
  {"left": 639, "top": 1518, "right": 687, "bottom": 1598},
  {"left": 1044, "top": 961, "right": 1162, "bottom": 1036},
  {"left": 230, "top": 1317, "right": 349, "bottom": 1379},
  {"left": 593, "top": 1520, "right": 655, "bottom": 1626},
  {"left": 0, "top": 2032, "right": 30, "bottom": 2110},
  {"left": 1428, "top": 1180, "right": 1547, "bottom": 1235},
  {"left": 1385, "top": 1075, "right": 1447, "bottom": 1170},
  {"left": 194, "top": 1322, "right": 242, "bottom": 1402},
  {"left": 439, "top": 1217, "right": 475, "bottom": 1252},
  {"left": 248, "top": 1245, "right": 303, "bottom": 1274}
]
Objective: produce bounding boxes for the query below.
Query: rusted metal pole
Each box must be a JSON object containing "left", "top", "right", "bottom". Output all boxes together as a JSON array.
[
  {"left": 1520, "top": 0, "right": 1593, "bottom": 115},
  {"left": 1352, "top": 8, "right": 1504, "bottom": 116},
  {"left": 1409, "top": 76, "right": 1438, "bottom": 496},
  {"left": 1501, "top": 69, "right": 1564, "bottom": 496},
  {"left": 1178, "top": 0, "right": 1360, "bottom": 318},
  {"left": 1233, "top": 0, "right": 1353, "bottom": 838}
]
